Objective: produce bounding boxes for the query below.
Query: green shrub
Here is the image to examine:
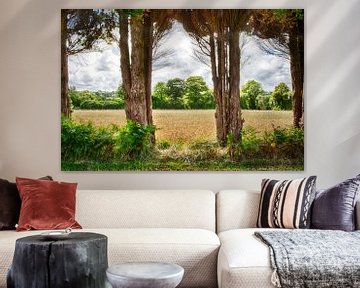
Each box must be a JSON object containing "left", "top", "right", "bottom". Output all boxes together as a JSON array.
[
  {"left": 264, "top": 126, "right": 304, "bottom": 158},
  {"left": 115, "top": 121, "right": 156, "bottom": 160},
  {"left": 61, "top": 117, "right": 117, "bottom": 160},
  {"left": 240, "top": 127, "right": 262, "bottom": 156},
  {"left": 62, "top": 118, "right": 157, "bottom": 162},
  {"left": 157, "top": 140, "right": 171, "bottom": 150},
  {"left": 226, "top": 126, "right": 304, "bottom": 161}
]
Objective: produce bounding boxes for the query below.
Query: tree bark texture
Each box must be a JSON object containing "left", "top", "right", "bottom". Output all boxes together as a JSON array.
[
  {"left": 228, "top": 28, "right": 242, "bottom": 143},
  {"left": 289, "top": 25, "right": 304, "bottom": 129},
  {"left": 130, "top": 17, "right": 147, "bottom": 125},
  {"left": 119, "top": 11, "right": 153, "bottom": 128},
  {"left": 216, "top": 31, "right": 229, "bottom": 146},
  {"left": 119, "top": 10, "right": 132, "bottom": 121},
  {"left": 61, "top": 10, "right": 70, "bottom": 118},
  {"left": 7, "top": 232, "right": 108, "bottom": 288},
  {"left": 211, "top": 34, "right": 225, "bottom": 146},
  {"left": 143, "top": 11, "right": 155, "bottom": 142}
]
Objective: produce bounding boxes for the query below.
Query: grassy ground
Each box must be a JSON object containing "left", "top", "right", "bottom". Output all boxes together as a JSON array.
[
  {"left": 73, "top": 109, "right": 292, "bottom": 143},
  {"left": 62, "top": 109, "right": 303, "bottom": 171},
  {"left": 62, "top": 159, "right": 304, "bottom": 171}
]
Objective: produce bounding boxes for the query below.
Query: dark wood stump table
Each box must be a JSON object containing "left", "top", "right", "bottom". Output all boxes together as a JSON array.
[{"left": 7, "top": 232, "right": 108, "bottom": 288}]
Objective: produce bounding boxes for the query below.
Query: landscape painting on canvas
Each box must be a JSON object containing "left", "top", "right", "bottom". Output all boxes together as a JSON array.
[{"left": 61, "top": 9, "right": 304, "bottom": 171}]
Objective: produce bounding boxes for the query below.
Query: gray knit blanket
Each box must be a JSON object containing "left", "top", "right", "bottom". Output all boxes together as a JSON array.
[{"left": 255, "top": 230, "right": 360, "bottom": 288}]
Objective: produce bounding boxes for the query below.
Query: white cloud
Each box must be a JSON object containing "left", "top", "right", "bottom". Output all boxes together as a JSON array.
[
  {"left": 240, "top": 38, "right": 291, "bottom": 91},
  {"left": 68, "top": 21, "right": 291, "bottom": 92},
  {"left": 69, "top": 43, "right": 120, "bottom": 91}
]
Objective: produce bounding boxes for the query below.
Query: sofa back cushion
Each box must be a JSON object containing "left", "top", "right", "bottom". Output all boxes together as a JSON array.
[
  {"left": 216, "top": 190, "right": 260, "bottom": 233},
  {"left": 217, "top": 190, "right": 360, "bottom": 233},
  {"left": 76, "top": 190, "right": 216, "bottom": 231}
]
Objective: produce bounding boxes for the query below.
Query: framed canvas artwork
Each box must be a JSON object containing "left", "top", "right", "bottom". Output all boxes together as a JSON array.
[{"left": 61, "top": 9, "right": 304, "bottom": 171}]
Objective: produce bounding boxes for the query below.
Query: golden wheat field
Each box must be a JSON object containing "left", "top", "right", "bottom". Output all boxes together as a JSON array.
[{"left": 73, "top": 110, "right": 292, "bottom": 143}]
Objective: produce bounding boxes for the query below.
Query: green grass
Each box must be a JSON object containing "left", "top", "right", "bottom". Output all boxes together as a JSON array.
[
  {"left": 63, "top": 109, "right": 303, "bottom": 171},
  {"left": 62, "top": 158, "right": 304, "bottom": 171}
]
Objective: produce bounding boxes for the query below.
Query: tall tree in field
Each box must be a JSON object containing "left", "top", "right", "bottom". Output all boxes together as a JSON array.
[
  {"left": 184, "top": 76, "right": 213, "bottom": 109},
  {"left": 119, "top": 9, "right": 147, "bottom": 124},
  {"left": 250, "top": 9, "right": 304, "bottom": 128},
  {"left": 240, "top": 80, "right": 265, "bottom": 110},
  {"left": 166, "top": 78, "right": 186, "bottom": 109},
  {"left": 177, "top": 9, "right": 251, "bottom": 150},
  {"left": 61, "top": 10, "right": 70, "bottom": 117},
  {"left": 61, "top": 9, "right": 114, "bottom": 117},
  {"left": 269, "top": 82, "right": 292, "bottom": 110},
  {"left": 118, "top": 9, "right": 173, "bottom": 143}
]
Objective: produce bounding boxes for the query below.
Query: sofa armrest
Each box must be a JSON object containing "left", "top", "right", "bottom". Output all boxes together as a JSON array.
[{"left": 356, "top": 200, "right": 360, "bottom": 230}]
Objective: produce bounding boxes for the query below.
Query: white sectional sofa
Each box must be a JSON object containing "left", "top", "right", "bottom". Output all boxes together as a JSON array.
[
  {"left": 216, "top": 190, "right": 360, "bottom": 288},
  {"left": 0, "top": 190, "right": 220, "bottom": 288},
  {"left": 216, "top": 190, "right": 274, "bottom": 288},
  {"left": 1, "top": 189, "right": 359, "bottom": 288}
]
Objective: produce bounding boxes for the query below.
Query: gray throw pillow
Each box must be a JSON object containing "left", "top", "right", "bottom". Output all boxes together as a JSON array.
[{"left": 311, "top": 174, "right": 360, "bottom": 231}]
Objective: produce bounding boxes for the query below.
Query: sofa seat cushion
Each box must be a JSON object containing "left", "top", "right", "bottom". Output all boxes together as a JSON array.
[
  {"left": 218, "top": 228, "right": 281, "bottom": 288},
  {"left": 0, "top": 228, "right": 219, "bottom": 288},
  {"left": 102, "top": 228, "right": 220, "bottom": 288}
]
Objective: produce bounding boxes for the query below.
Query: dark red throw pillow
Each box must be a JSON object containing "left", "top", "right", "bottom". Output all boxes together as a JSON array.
[
  {"left": 0, "top": 176, "right": 53, "bottom": 230},
  {"left": 16, "top": 177, "right": 82, "bottom": 231}
]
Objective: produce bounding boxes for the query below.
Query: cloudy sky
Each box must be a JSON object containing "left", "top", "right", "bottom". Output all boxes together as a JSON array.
[{"left": 68, "top": 21, "right": 291, "bottom": 92}]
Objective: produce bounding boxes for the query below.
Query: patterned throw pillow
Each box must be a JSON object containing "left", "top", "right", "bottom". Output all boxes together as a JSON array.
[{"left": 257, "top": 176, "right": 317, "bottom": 229}]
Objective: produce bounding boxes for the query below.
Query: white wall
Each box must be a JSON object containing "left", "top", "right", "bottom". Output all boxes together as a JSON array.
[{"left": 0, "top": 0, "right": 359, "bottom": 191}]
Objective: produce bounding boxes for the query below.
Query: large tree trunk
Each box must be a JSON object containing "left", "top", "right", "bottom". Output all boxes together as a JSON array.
[
  {"left": 143, "top": 10, "right": 155, "bottom": 143},
  {"left": 289, "top": 28, "right": 304, "bottom": 129},
  {"left": 119, "top": 10, "right": 132, "bottom": 121},
  {"left": 61, "top": 10, "right": 70, "bottom": 118},
  {"left": 216, "top": 31, "right": 229, "bottom": 146},
  {"left": 211, "top": 34, "right": 225, "bottom": 146},
  {"left": 129, "top": 16, "right": 147, "bottom": 124},
  {"left": 228, "top": 28, "right": 242, "bottom": 161},
  {"left": 119, "top": 11, "right": 150, "bottom": 126},
  {"left": 228, "top": 28, "right": 242, "bottom": 143}
]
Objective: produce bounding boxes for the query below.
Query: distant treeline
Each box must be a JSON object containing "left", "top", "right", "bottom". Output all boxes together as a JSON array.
[{"left": 70, "top": 76, "right": 292, "bottom": 111}]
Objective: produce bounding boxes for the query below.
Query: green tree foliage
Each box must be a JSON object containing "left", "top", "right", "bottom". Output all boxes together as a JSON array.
[
  {"left": 115, "top": 121, "right": 156, "bottom": 160},
  {"left": 240, "top": 80, "right": 265, "bottom": 110},
  {"left": 166, "top": 78, "right": 186, "bottom": 109},
  {"left": 256, "top": 92, "right": 271, "bottom": 110},
  {"left": 152, "top": 76, "right": 214, "bottom": 109},
  {"left": 269, "top": 82, "right": 292, "bottom": 110},
  {"left": 152, "top": 82, "right": 171, "bottom": 109},
  {"left": 273, "top": 9, "right": 304, "bottom": 22},
  {"left": 183, "top": 76, "right": 214, "bottom": 109},
  {"left": 71, "top": 79, "right": 292, "bottom": 111},
  {"left": 69, "top": 87, "right": 124, "bottom": 110}
]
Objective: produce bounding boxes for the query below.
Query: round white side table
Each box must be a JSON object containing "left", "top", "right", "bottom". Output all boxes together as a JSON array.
[{"left": 106, "top": 262, "right": 184, "bottom": 288}]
